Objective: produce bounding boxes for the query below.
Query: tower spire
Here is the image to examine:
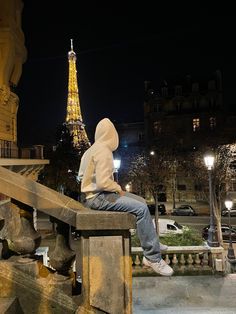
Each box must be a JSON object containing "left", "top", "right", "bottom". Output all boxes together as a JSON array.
[{"left": 65, "top": 40, "right": 90, "bottom": 148}]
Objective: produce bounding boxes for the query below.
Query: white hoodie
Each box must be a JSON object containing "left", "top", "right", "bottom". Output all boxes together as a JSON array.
[{"left": 78, "top": 118, "right": 122, "bottom": 199}]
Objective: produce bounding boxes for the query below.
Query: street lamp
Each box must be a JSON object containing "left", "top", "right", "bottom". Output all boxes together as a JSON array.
[
  {"left": 224, "top": 199, "right": 236, "bottom": 261},
  {"left": 113, "top": 158, "right": 121, "bottom": 183},
  {"left": 125, "top": 183, "right": 131, "bottom": 192},
  {"left": 204, "top": 152, "right": 219, "bottom": 247}
]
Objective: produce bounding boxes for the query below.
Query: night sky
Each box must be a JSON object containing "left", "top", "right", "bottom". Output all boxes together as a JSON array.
[{"left": 16, "top": 2, "right": 235, "bottom": 146}]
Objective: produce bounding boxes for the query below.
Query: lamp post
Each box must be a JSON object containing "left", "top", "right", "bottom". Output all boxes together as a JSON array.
[
  {"left": 113, "top": 158, "right": 121, "bottom": 183},
  {"left": 225, "top": 199, "right": 236, "bottom": 261},
  {"left": 204, "top": 153, "right": 219, "bottom": 247}
]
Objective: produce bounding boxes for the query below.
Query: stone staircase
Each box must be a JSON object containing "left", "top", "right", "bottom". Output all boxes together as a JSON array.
[{"left": 0, "top": 165, "right": 136, "bottom": 313}]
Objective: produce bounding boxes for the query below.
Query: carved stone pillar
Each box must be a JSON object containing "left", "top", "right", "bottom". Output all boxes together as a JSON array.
[
  {"left": 49, "top": 219, "right": 75, "bottom": 276},
  {"left": 2, "top": 200, "right": 41, "bottom": 258}
]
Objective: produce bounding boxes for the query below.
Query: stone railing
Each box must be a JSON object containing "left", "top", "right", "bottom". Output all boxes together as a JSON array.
[
  {"left": 0, "top": 165, "right": 136, "bottom": 314},
  {"left": 38, "top": 243, "right": 225, "bottom": 276},
  {"left": 132, "top": 245, "right": 225, "bottom": 275}
]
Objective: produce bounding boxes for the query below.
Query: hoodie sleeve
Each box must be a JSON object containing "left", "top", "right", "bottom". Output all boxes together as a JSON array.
[
  {"left": 94, "top": 147, "right": 122, "bottom": 193},
  {"left": 78, "top": 153, "right": 85, "bottom": 182}
]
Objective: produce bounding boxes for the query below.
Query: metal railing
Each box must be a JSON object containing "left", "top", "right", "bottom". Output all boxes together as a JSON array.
[{"left": 0, "top": 146, "right": 44, "bottom": 159}]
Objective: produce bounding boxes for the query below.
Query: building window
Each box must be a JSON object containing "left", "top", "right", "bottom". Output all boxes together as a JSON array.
[
  {"left": 153, "top": 121, "right": 162, "bottom": 136},
  {"left": 193, "top": 98, "right": 199, "bottom": 109},
  {"left": 175, "top": 85, "right": 182, "bottom": 96},
  {"left": 176, "top": 102, "right": 182, "bottom": 112},
  {"left": 153, "top": 103, "right": 162, "bottom": 113},
  {"left": 177, "top": 184, "right": 186, "bottom": 191},
  {"left": 138, "top": 132, "right": 144, "bottom": 141},
  {"left": 209, "top": 98, "right": 216, "bottom": 109},
  {"left": 192, "top": 82, "right": 199, "bottom": 92},
  {"left": 231, "top": 181, "right": 236, "bottom": 191},
  {"left": 162, "top": 86, "right": 168, "bottom": 97},
  {"left": 195, "top": 184, "right": 202, "bottom": 191},
  {"left": 193, "top": 118, "right": 200, "bottom": 132},
  {"left": 209, "top": 117, "right": 216, "bottom": 129}
]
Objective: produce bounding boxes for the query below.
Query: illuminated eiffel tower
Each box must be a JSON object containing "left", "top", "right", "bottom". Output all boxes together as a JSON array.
[{"left": 65, "top": 39, "right": 90, "bottom": 148}]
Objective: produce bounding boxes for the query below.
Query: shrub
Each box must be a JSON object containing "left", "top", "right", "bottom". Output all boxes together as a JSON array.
[{"left": 131, "top": 228, "right": 204, "bottom": 247}]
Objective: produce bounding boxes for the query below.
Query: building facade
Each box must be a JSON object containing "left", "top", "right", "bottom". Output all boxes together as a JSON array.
[
  {"left": 0, "top": 0, "right": 27, "bottom": 157},
  {"left": 144, "top": 70, "right": 235, "bottom": 152},
  {"left": 143, "top": 70, "right": 236, "bottom": 204}
]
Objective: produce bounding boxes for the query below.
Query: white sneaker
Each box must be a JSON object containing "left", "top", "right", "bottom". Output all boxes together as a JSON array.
[
  {"left": 142, "top": 256, "right": 174, "bottom": 276},
  {"left": 160, "top": 243, "right": 168, "bottom": 250}
]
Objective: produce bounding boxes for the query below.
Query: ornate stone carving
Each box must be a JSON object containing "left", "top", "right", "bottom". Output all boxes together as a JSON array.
[
  {"left": 0, "top": 85, "right": 10, "bottom": 105},
  {"left": 0, "top": 0, "right": 27, "bottom": 89},
  {"left": 49, "top": 219, "right": 75, "bottom": 276}
]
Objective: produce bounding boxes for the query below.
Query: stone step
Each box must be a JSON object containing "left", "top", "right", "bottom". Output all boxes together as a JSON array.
[{"left": 0, "top": 297, "right": 23, "bottom": 314}]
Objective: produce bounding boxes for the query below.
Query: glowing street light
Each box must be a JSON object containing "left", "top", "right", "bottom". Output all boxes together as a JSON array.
[
  {"left": 204, "top": 152, "right": 219, "bottom": 247},
  {"left": 224, "top": 198, "right": 236, "bottom": 261},
  {"left": 113, "top": 159, "right": 121, "bottom": 171},
  {"left": 204, "top": 154, "right": 215, "bottom": 170},
  {"left": 113, "top": 158, "right": 121, "bottom": 183},
  {"left": 125, "top": 183, "right": 131, "bottom": 192}
]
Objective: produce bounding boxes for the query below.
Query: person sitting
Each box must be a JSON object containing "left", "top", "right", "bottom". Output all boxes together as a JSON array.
[{"left": 78, "top": 118, "right": 173, "bottom": 276}]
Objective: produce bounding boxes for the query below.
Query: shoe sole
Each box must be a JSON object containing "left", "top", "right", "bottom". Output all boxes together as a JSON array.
[{"left": 143, "top": 261, "right": 174, "bottom": 276}]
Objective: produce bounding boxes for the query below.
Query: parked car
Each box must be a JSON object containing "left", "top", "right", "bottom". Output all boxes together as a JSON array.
[
  {"left": 147, "top": 204, "right": 166, "bottom": 215},
  {"left": 202, "top": 224, "right": 236, "bottom": 242},
  {"left": 221, "top": 208, "right": 236, "bottom": 217},
  {"left": 172, "top": 205, "right": 197, "bottom": 216},
  {"left": 152, "top": 218, "right": 188, "bottom": 236}
]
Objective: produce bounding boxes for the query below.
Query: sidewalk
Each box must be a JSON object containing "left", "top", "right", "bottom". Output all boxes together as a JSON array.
[{"left": 133, "top": 274, "right": 236, "bottom": 313}]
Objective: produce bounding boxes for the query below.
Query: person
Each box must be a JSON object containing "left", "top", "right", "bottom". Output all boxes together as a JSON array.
[{"left": 78, "top": 118, "right": 173, "bottom": 276}]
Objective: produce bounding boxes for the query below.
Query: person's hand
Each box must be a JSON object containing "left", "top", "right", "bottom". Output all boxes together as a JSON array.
[{"left": 119, "top": 190, "right": 126, "bottom": 196}]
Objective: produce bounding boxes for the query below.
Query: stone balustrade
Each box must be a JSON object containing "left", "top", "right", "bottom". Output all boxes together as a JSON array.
[{"left": 132, "top": 245, "right": 225, "bottom": 275}]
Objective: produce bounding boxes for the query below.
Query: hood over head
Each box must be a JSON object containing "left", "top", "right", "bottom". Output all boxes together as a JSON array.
[{"left": 94, "top": 118, "right": 119, "bottom": 151}]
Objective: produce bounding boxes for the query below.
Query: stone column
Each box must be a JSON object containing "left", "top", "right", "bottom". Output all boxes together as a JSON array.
[{"left": 76, "top": 230, "right": 132, "bottom": 314}]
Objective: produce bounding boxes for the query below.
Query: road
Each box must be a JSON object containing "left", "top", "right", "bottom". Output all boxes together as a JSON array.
[
  {"left": 160, "top": 215, "right": 236, "bottom": 232},
  {"left": 36, "top": 211, "right": 236, "bottom": 235}
]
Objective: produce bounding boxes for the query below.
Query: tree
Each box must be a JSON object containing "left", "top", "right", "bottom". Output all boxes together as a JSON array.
[
  {"left": 125, "top": 147, "right": 188, "bottom": 202},
  {"left": 183, "top": 144, "right": 236, "bottom": 244},
  {"left": 39, "top": 124, "right": 89, "bottom": 200},
  {"left": 125, "top": 150, "right": 174, "bottom": 234}
]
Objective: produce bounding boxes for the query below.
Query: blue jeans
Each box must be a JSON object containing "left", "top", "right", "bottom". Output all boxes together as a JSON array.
[{"left": 84, "top": 191, "right": 161, "bottom": 262}]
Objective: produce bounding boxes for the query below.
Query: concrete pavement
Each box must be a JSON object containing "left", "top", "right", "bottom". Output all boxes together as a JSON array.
[{"left": 133, "top": 274, "right": 236, "bottom": 313}]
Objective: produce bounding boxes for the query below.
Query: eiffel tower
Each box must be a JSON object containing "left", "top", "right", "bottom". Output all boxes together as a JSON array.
[{"left": 65, "top": 39, "right": 90, "bottom": 148}]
